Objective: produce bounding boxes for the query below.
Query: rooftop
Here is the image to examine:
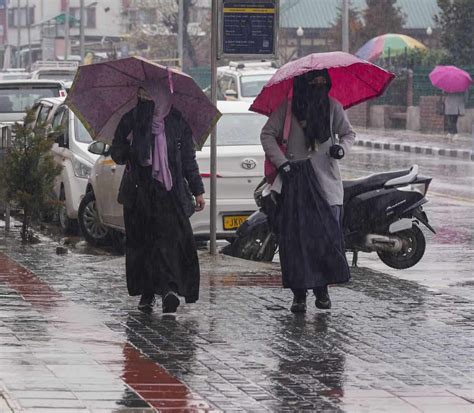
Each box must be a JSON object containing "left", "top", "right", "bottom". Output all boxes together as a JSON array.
[{"left": 280, "top": 0, "right": 440, "bottom": 30}]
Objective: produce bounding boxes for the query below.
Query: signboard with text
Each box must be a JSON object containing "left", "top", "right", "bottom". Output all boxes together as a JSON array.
[{"left": 218, "top": 0, "right": 279, "bottom": 59}]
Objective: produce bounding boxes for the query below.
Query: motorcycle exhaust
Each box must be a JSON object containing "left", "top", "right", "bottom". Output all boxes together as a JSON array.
[{"left": 365, "top": 234, "right": 403, "bottom": 253}]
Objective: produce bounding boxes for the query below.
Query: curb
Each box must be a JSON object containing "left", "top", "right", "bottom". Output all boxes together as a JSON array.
[{"left": 356, "top": 139, "right": 473, "bottom": 161}]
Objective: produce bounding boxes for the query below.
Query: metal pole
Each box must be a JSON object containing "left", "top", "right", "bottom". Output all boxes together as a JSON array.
[
  {"left": 64, "top": 0, "right": 69, "bottom": 60},
  {"left": 16, "top": 0, "right": 20, "bottom": 68},
  {"left": 209, "top": 0, "right": 218, "bottom": 255},
  {"left": 26, "top": 0, "right": 31, "bottom": 69},
  {"left": 341, "top": 0, "right": 349, "bottom": 52},
  {"left": 5, "top": 126, "right": 11, "bottom": 232},
  {"left": 177, "top": 0, "right": 184, "bottom": 69},
  {"left": 80, "top": 0, "right": 85, "bottom": 61}
]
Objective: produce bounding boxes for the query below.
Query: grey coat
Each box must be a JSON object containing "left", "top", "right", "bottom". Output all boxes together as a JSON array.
[
  {"left": 260, "top": 97, "right": 356, "bottom": 205},
  {"left": 444, "top": 92, "right": 466, "bottom": 116}
]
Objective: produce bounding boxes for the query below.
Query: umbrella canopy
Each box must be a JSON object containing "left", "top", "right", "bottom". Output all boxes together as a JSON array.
[
  {"left": 429, "top": 65, "right": 473, "bottom": 93},
  {"left": 250, "top": 52, "right": 395, "bottom": 116},
  {"left": 65, "top": 57, "right": 221, "bottom": 149},
  {"left": 356, "top": 33, "right": 427, "bottom": 62}
]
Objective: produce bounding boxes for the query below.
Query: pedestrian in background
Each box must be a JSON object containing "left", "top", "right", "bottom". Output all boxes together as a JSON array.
[
  {"left": 110, "top": 79, "right": 205, "bottom": 314},
  {"left": 444, "top": 91, "right": 466, "bottom": 141},
  {"left": 260, "top": 69, "right": 354, "bottom": 313}
]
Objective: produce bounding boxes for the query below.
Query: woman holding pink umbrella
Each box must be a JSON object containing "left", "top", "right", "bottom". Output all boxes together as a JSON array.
[
  {"left": 429, "top": 65, "right": 473, "bottom": 141},
  {"left": 252, "top": 52, "right": 395, "bottom": 314}
]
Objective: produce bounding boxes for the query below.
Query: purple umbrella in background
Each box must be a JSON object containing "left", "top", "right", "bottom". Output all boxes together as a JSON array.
[
  {"left": 65, "top": 57, "right": 221, "bottom": 149},
  {"left": 429, "top": 65, "right": 473, "bottom": 93}
]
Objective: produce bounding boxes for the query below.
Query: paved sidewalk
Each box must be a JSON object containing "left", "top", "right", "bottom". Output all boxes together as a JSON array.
[
  {"left": 355, "top": 128, "right": 473, "bottom": 160},
  {"left": 0, "top": 225, "right": 473, "bottom": 412}
]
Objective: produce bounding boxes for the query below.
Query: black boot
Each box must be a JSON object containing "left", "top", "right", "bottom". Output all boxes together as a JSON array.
[
  {"left": 314, "top": 286, "right": 331, "bottom": 309},
  {"left": 162, "top": 291, "right": 180, "bottom": 314},
  {"left": 138, "top": 294, "right": 156, "bottom": 313},
  {"left": 290, "top": 290, "right": 307, "bottom": 313}
]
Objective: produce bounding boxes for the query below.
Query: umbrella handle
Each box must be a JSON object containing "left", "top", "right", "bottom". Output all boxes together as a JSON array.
[{"left": 168, "top": 70, "right": 174, "bottom": 94}]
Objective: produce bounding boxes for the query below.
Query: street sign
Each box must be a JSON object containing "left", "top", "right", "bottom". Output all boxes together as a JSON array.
[{"left": 218, "top": 0, "right": 279, "bottom": 59}]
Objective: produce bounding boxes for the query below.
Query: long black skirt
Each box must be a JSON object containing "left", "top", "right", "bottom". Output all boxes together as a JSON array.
[
  {"left": 277, "top": 160, "right": 350, "bottom": 289},
  {"left": 123, "top": 172, "right": 200, "bottom": 303}
]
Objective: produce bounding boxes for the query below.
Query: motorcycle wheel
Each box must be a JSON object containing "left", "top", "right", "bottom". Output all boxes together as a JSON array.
[
  {"left": 377, "top": 226, "right": 426, "bottom": 269},
  {"left": 223, "top": 225, "right": 277, "bottom": 262}
]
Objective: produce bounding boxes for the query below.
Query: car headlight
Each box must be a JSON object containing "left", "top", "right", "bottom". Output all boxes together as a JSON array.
[{"left": 72, "top": 156, "right": 92, "bottom": 178}]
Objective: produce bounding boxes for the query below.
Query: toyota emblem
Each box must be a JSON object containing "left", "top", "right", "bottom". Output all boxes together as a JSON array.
[{"left": 241, "top": 159, "right": 257, "bottom": 170}]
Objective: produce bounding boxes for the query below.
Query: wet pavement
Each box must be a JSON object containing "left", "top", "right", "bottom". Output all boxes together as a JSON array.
[
  {"left": 0, "top": 218, "right": 473, "bottom": 412},
  {"left": 342, "top": 145, "right": 474, "bottom": 302}
]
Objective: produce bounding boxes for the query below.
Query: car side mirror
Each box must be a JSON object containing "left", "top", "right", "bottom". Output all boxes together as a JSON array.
[
  {"left": 55, "top": 133, "right": 67, "bottom": 148},
  {"left": 88, "top": 141, "right": 110, "bottom": 156},
  {"left": 225, "top": 89, "right": 238, "bottom": 99}
]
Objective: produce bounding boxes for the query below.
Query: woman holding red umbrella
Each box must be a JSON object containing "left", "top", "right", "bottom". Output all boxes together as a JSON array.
[
  {"left": 253, "top": 52, "right": 395, "bottom": 313},
  {"left": 260, "top": 69, "right": 354, "bottom": 313}
]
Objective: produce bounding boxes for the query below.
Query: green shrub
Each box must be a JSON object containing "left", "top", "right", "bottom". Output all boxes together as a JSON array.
[{"left": 0, "top": 107, "right": 62, "bottom": 242}]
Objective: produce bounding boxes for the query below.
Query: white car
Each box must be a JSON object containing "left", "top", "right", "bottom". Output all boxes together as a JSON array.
[
  {"left": 32, "top": 98, "right": 99, "bottom": 233},
  {"left": 0, "top": 80, "right": 67, "bottom": 124},
  {"left": 78, "top": 100, "right": 268, "bottom": 246},
  {"left": 203, "top": 61, "right": 277, "bottom": 101}
]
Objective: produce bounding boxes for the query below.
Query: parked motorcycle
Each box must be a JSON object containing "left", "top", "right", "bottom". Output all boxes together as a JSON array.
[{"left": 222, "top": 165, "right": 435, "bottom": 269}]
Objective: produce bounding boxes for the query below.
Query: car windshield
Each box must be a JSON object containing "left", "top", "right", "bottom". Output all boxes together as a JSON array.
[
  {"left": 74, "top": 117, "right": 93, "bottom": 143},
  {"left": 38, "top": 72, "right": 76, "bottom": 81},
  {"left": 205, "top": 113, "right": 267, "bottom": 146},
  {"left": 0, "top": 86, "right": 61, "bottom": 113},
  {"left": 240, "top": 74, "right": 273, "bottom": 97}
]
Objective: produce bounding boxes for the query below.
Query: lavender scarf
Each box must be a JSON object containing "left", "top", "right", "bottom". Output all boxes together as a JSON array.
[{"left": 142, "top": 77, "right": 173, "bottom": 191}]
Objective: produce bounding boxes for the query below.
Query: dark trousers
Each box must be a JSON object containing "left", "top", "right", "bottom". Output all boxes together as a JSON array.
[{"left": 447, "top": 115, "right": 458, "bottom": 134}]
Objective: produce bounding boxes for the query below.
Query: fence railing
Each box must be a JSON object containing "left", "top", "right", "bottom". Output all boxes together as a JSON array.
[{"left": 0, "top": 123, "right": 12, "bottom": 231}]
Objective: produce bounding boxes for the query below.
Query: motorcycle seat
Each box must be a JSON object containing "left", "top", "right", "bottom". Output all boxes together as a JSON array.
[{"left": 343, "top": 169, "right": 410, "bottom": 203}]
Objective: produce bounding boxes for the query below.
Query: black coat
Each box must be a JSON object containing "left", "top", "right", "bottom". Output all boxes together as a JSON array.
[{"left": 110, "top": 106, "right": 204, "bottom": 217}]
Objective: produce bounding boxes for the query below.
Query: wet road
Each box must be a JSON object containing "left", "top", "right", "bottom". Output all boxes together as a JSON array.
[
  {"left": 0, "top": 146, "right": 473, "bottom": 412},
  {"left": 341, "top": 146, "right": 474, "bottom": 301}
]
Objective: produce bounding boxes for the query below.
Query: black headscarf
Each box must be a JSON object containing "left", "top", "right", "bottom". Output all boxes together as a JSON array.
[
  {"left": 292, "top": 69, "right": 332, "bottom": 151},
  {"left": 131, "top": 97, "right": 155, "bottom": 164}
]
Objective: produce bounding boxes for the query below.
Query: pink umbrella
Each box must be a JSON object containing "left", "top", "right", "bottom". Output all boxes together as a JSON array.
[
  {"left": 65, "top": 57, "right": 221, "bottom": 149},
  {"left": 429, "top": 65, "right": 473, "bottom": 93},
  {"left": 250, "top": 52, "right": 395, "bottom": 116}
]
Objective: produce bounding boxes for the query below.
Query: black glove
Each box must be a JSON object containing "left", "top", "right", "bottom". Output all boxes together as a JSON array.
[
  {"left": 329, "top": 144, "right": 345, "bottom": 159},
  {"left": 278, "top": 161, "right": 292, "bottom": 175}
]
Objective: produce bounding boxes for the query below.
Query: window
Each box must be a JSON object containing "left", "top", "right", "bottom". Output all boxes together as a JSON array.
[
  {"left": 219, "top": 75, "right": 238, "bottom": 100},
  {"left": 69, "top": 7, "right": 96, "bottom": 28},
  {"left": 37, "top": 104, "right": 52, "bottom": 124},
  {"left": 51, "top": 109, "right": 64, "bottom": 130},
  {"left": 74, "top": 117, "right": 93, "bottom": 144},
  {"left": 8, "top": 7, "right": 35, "bottom": 27},
  {"left": 0, "top": 86, "right": 61, "bottom": 113},
  {"left": 204, "top": 113, "right": 267, "bottom": 147},
  {"left": 240, "top": 74, "right": 273, "bottom": 98}
]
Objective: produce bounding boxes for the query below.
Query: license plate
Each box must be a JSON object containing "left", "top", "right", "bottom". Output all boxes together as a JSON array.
[{"left": 223, "top": 215, "right": 250, "bottom": 230}]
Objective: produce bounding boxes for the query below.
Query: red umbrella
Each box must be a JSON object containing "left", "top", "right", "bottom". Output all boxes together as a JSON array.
[
  {"left": 429, "top": 65, "right": 473, "bottom": 93},
  {"left": 250, "top": 52, "right": 395, "bottom": 116}
]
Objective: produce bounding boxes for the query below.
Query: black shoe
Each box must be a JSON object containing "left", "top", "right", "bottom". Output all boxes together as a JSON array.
[
  {"left": 162, "top": 291, "right": 180, "bottom": 313},
  {"left": 314, "top": 286, "right": 331, "bottom": 309},
  {"left": 138, "top": 294, "right": 156, "bottom": 312},
  {"left": 290, "top": 294, "right": 307, "bottom": 313}
]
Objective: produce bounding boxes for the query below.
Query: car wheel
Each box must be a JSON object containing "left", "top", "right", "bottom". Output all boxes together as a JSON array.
[
  {"left": 78, "top": 191, "right": 111, "bottom": 246},
  {"left": 59, "top": 187, "right": 78, "bottom": 234}
]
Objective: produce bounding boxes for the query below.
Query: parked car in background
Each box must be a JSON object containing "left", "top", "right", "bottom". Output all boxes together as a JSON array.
[
  {"left": 204, "top": 61, "right": 277, "bottom": 101},
  {"left": 0, "top": 69, "right": 31, "bottom": 81},
  {"left": 32, "top": 98, "right": 99, "bottom": 233},
  {"left": 0, "top": 80, "right": 67, "bottom": 124},
  {"left": 78, "top": 100, "right": 267, "bottom": 247},
  {"left": 30, "top": 61, "right": 78, "bottom": 82}
]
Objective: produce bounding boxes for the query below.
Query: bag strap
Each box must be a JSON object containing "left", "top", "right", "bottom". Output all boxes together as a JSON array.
[{"left": 281, "top": 89, "right": 293, "bottom": 146}]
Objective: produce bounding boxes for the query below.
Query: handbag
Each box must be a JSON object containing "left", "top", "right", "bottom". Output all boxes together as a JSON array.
[{"left": 264, "top": 92, "right": 293, "bottom": 184}]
